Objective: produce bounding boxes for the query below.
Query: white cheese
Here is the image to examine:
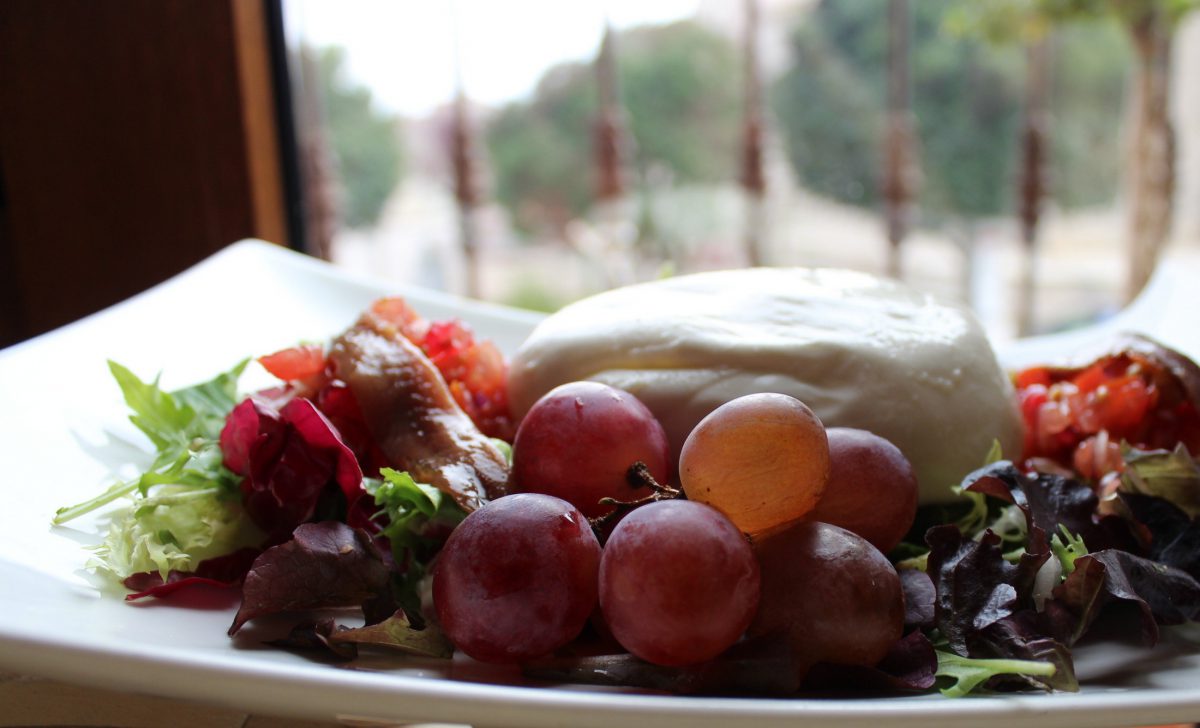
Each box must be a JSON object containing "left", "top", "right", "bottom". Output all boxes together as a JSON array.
[{"left": 508, "top": 268, "right": 1024, "bottom": 504}]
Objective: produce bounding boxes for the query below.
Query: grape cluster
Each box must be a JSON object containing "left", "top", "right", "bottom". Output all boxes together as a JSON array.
[{"left": 432, "top": 382, "right": 917, "bottom": 675}]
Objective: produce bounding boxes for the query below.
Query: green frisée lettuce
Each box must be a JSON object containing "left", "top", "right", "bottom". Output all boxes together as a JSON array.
[
  {"left": 93, "top": 481, "right": 258, "bottom": 580},
  {"left": 55, "top": 359, "right": 262, "bottom": 579}
]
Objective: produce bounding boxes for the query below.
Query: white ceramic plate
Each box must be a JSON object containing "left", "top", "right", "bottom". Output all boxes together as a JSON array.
[{"left": 2, "top": 239, "right": 1199, "bottom": 728}]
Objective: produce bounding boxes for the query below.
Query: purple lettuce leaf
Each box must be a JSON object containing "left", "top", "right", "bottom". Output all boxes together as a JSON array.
[
  {"left": 1048, "top": 548, "right": 1200, "bottom": 650},
  {"left": 961, "top": 461, "right": 1138, "bottom": 554},
  {"left": 925, "top": 524, "right": 1048, "bottom": 655},
  {"left": 268, "top": 618, "right": 358, "bottom": 660},
  {"left": 803, "top": 631, "right": 938, "bottom": 693},
  {"left": 1120, "top": 493, "right": 1200, "bottom": 581},
  {"left": 228, "top": 521, "right": 389, "bottom": 635},
  {"left": 522, "top": 637, "right": 801, "bottom": 696},
  {"left": 971, "top": 612, "right": 1078, "bottom": 692},
  {"left": 899, "top": 568, "right": 936, "bottom": 632}
]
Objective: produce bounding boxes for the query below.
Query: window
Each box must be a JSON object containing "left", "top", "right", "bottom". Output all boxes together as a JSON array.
[{"left": 282, "top": 0, "right": 1200, "bottom": 340}]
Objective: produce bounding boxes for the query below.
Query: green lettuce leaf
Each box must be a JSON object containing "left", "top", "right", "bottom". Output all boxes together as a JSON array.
[
  {"left": 368, "top": 468, "right": 466, "bottom": 547},
  {"left": 93, "top": 483, "right": 259, "bottom": 580},
  {"left": 366, "top": 468, "right": 466, "bottom": 614},
  {"left": 1120, "top": 443, "right": 1200, "bottom": 519},
  {"left": 935, "top": 650, "right": 1059, "bottom": 698},
  {"left": 56, "top": 359, "right": 258, "bottom": 580}
]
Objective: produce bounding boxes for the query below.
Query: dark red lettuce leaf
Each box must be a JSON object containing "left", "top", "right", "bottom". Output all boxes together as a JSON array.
[
  {"left": 899, "top": 568, "right": 936, "bottom": 632},
  {"left": 123, "top": 547, "right": 261, "bottom": 601},
  {"left": 973, "top": 612, "right": 1078, "bottom": 692},
  {"left": 219, "top": 398, "right": 264, "bottom": 477},
  {"left": 283, "top": 397, "right": 364, "bottom": 504},
  {"left": 229, "top": 521, "right": 389, "bottom": 635},
  {"left": 1048, "top": 549, "right": 1200, "bottom": 649},
  {"left": 962, "top": 461, "right": 1138, "bottom": 554},
  {"left": 1120, "top": 492, "right": 1200, "bottom": 581},
  {"left": 1091, "top": 549, "right": 1200, "bottom": 626},
  {"left": 268, "top": 618, "right": 359, "bottom": 661},
  {"left": 221, "top": 396, "right": 364, "bottom": 541},
  {"left": 925, "top": 524, "right": 1048, "bottom": 655},
  {"left": 521, "top": 636, "right": 800, "bottom": 696},
  {"left": 266, "top": 611, "right": 452, "bottom": 662},
  {"left": 803, "top": 630, "right": 938, "bottom": 693},
  {"left": 1042, "top": 555, "right": 1111, "bottom": 646}
]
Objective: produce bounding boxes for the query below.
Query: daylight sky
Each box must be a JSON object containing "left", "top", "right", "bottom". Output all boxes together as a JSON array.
[{"left": 285, "top": 0, "right": 702, "bottom": 116}]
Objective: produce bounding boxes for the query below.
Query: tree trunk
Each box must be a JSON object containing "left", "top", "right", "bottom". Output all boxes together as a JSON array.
[
  {"left": 882, "top": 0, "right": 918, "bottom": 280},
  {"left": 1125, "top": 7, "right": 1176, "bottom": 302},
  {"left": 740, "top": 0, "right": 766, "bottom": 267},
  {"left": 1015, "top": 37, "right": 1052, "bottom": 336},
  {"left": 450, "top": 90, "right": 482, "bottom": 299}
]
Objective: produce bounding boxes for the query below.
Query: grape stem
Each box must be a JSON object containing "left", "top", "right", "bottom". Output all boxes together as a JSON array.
[{"left": 589, "top": 461, "right": 681, "bottom": 533}]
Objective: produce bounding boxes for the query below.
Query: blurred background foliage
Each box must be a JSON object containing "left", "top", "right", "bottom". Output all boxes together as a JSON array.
[
  {"left": 771, "top": 0, "right": 1130, "bottom": 224},
  {"left": 301, "top": 0, "right": 1197, "bottom": 328},
  {"left": 314, "top": 46, "right": 403, "bottom": 229},
  {"left": 317, "top": 3, "right": 1138, "bottom": 240},
  {"left": 484, "top": 21, "right": 742, "bottom": 238}
]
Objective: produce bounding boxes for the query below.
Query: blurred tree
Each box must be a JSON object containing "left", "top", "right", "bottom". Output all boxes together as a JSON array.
[
  {"left": 1046, "top": 21, "right": 1129, "bottom": 208},
  {"left": 772, "top": 11, "right": 884, "bottom": 208},
  {"left": 774, "top": 1, "right": 1022, "bottom": 223},
  {"left": 1040, "top": 0, "right": 1198, "bottom": 298},
  {"left": 485, "top": 22, "right": 741, "bottom": 237},
  {"left": 314, "top": 46, "right": 403, "bottom": 229},
  {"left": 953, "top": 0, "right": 1198, "bottom": 298},
  {"left": 943, "top": 1, "right": 1129, "bottom": 333},
  {"left": 487, "top": 64, "right": 596, "bottom": 236},
  {"left": 619, "top": 22, "right": 741, "bottom": 184},
  {"left": 772, "top": 1, "right": 1129, "bottom": 224}
]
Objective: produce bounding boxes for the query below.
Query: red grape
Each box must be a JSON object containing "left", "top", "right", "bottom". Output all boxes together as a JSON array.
[
  {"left": 599, "top": 499, "right": 760, "bottom": 666},
  {"left": 680, "top": 392, "right": 829, "bottom": 536},
  {"left": 806, "top": 427, "right": 918, "bottom": 553},
  {"left": 512, "top": 381, "right": 671, "bottom": 518},
  {"left": 749, "top": 520, "right": 904, "bottom": 674},
  {"left": 432, "top": 493, "right": 601, "bottom": 663}
]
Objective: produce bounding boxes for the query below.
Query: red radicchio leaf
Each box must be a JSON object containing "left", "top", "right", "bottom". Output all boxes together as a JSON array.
[
  {"left": 315, "top": 380, "right": 390, "bottom": 477},
  {"left": 228, "top": 521, "right": 389, "bottom": 635},
  {"left": 123, "top": 547, "right": 261, "bottom": 601},
  {"left": 282, "top": 397, "right": 364, "bottom": 505},
  {"left": 221, "top": 396, "right": 364, "bottom": 541},
  {"left": 219, "top": 398, "right": 265, "bottom": 477}
]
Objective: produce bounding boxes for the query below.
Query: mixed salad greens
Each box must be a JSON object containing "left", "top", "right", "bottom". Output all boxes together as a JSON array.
[{"left": 54, "top": 297, "right": 1200, "bottom": 699}]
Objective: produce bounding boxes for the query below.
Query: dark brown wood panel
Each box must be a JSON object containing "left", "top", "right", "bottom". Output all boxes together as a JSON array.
[{"left": 0, "top": 0, "right": 288, "bottom": 347}]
